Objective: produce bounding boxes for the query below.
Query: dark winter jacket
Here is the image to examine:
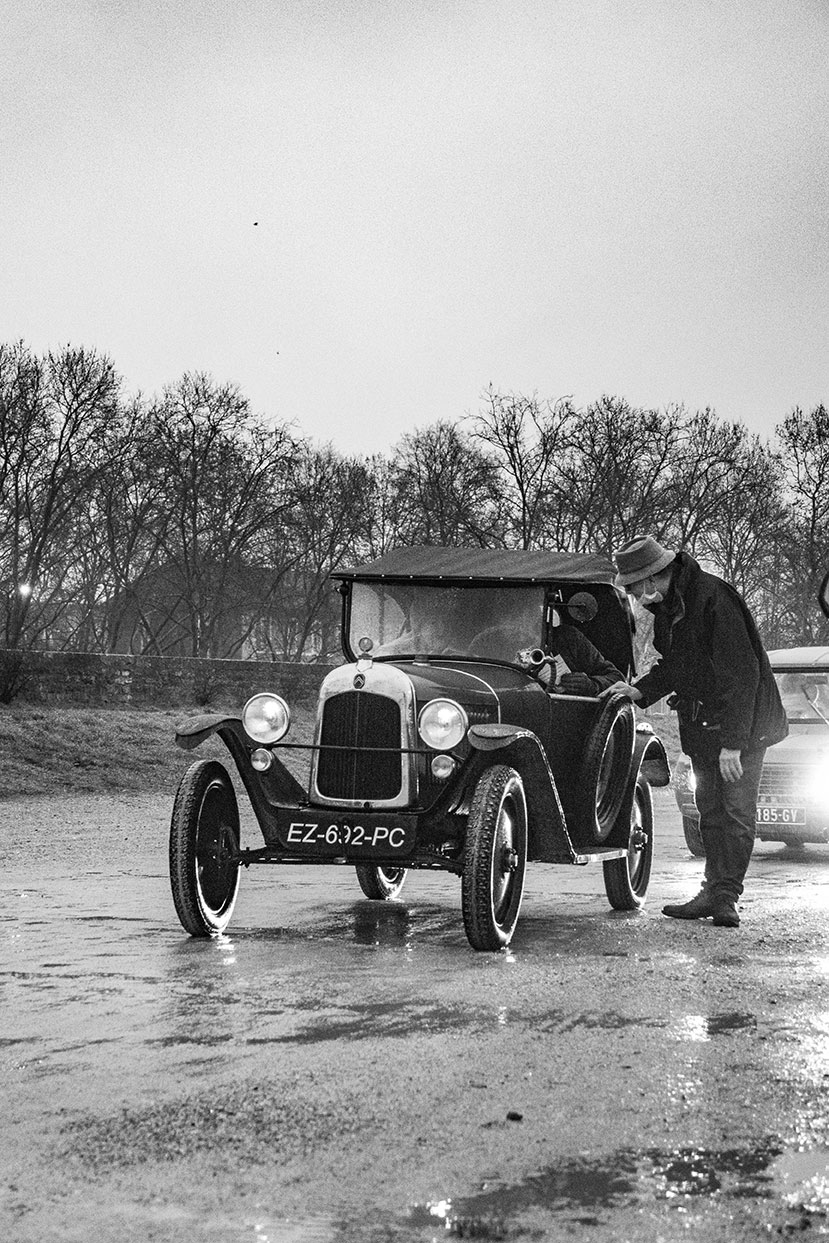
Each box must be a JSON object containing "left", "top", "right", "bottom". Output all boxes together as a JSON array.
[
  {"left": 633, "top": 551, "right": 788, "bottom": 758},
  {"left": 548, "top": 624, "right": 623, "bottom": 695}
]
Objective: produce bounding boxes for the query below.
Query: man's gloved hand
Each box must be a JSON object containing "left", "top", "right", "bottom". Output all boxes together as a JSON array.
[{"left": 558, "top": 671, "right": 596, "bottom": 696}]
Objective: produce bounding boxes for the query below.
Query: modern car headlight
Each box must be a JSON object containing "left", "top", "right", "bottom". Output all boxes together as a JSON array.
[
  {"left": 242, "top": 693, "right": 291, "bottom": 744},
  {"left": 805, "top": 763, "right": 829, "bottom": 804},
  {"left": 418, "top": 699, "right": 468, "bottom": 751},
  {"left": 677, "top": 757, "right": 696, "bottom": 792}
]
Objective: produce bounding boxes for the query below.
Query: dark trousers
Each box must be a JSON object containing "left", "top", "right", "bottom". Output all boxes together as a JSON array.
[{"left": 692, "top": 749, "right": 766, "bottom": 901}]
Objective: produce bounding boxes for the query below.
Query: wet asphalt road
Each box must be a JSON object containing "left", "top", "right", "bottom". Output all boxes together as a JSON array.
[{"left": 3, "top": 787, "right": 829, "bottom": 1243}]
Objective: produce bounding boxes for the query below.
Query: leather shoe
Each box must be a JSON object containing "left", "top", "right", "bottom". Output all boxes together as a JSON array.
[
  {"left": 711, "top": 897, "right": 740, "bottom": 928},
  {"left": 662, "top": 891, "right": 715, "bottom": 920}
]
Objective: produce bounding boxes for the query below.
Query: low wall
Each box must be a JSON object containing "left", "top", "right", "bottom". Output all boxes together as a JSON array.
[{"left": 0, "top": 649, "right": 337, "bottom": 709}]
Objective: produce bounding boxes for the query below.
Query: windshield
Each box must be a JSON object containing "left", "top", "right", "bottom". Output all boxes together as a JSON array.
[
  {"left": 774, "top": 669, "right": 829, "bottom": 724},
  {"left": 348, "top": 581, "right": 545, "bottom": 662}
]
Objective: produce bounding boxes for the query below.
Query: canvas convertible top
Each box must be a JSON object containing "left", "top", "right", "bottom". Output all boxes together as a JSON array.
[{"left": 332, "top": 545, "right": 617, "bottom": 586}]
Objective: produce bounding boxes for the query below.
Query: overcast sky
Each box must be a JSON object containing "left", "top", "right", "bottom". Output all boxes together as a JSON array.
[{"left": 3, "top": 0, "right": 827, "bottom": 455}]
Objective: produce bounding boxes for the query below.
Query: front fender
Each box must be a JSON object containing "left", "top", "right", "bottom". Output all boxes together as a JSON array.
[
  {"left": 468, "top": 724, "right": 576, "bottom": 862},
  {"left": 176, "top": 713, "right": 238, "bottom": 751},
  {"left": 175, "top": 713, "right": 307, "bottom": 808},
  {"left": 634, "top": 725, "right": 671, "bottom": 787}
]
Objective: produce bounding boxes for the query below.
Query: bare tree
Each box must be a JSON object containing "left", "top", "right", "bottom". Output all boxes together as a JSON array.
[
  {"left": 262, "top": 445, "right": 379, "bottom": 661},
  {"left": 775, "top": 405, "right": 829, "bottom": 645},
  {"left": 0, "top": 342, "right": 120, "bottom": 659},
  {"left": 134, "top": 374, "right": 299, "bottom": 658},
  {"left": 390, "top": 420, "right": 504, "bottom": 547},
  {"left": 470, "top": 388, "right": 575, "bottom": 549},
  {"left": 557, "top": 397, "right": 679, "bottom": 555}
]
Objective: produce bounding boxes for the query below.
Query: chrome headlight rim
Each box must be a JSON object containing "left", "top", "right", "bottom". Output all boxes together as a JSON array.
[
  {"left": 242, "top": 692, "right": 291, "bottom": 744},
  {"left": 417, "top": 698, "right": 469, "bottom": 752}
]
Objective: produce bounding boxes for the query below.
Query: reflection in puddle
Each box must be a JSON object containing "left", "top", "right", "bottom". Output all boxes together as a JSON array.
[
  {"left": 672, "top": 1011, "right": 758, "bottom": 1042},
  {"left": 407, "top": 1143, "right": 829, "bottom": 1237},
  {"left": 351, "top": 901, "right": 414, "bottom": 947}
]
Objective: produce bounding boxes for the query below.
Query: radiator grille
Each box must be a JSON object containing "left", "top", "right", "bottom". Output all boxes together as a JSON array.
[
  {"left": 316, "top": 691, "right": 403, "bottom": 801},
  {"left": 759, "top": 765, "right": 812, "bottom": 802}
]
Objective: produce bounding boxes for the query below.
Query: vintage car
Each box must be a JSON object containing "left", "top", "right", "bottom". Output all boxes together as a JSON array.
[
  {"left": 170, "top": 546, "right": 670, "bottom": 951},
  {"left": 674, "top": 646, "right": 829, "bottom": 854}
]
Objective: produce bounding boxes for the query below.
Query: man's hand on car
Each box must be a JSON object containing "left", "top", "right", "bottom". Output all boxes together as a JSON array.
[
  {"left": 599, "top": 681, "right": 643, "bottom": 702},
  {"left": 719, "top": 747, "right": 743, "bottom": 782},
  {"left": 558, "top": 672, "right": 596, "bottom": 696}
]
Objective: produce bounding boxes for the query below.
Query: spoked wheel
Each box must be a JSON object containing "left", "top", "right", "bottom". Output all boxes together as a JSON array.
[
  {"left": 603, "top": 777, "right": 654, "bottom": 910},
  {"left": 682, "top": 814, "right": 706, "bottom": 857},
  {"left": 170, "top": 759, "right": 241, "bottom": 936},
  {"left": 573, "top": 696, "right": 635, "bottom": 843},
  {"left": 355, "top": 865, "right": 408, "bottom": 900},
  {"left": 462, "top": 765, "right": 528, "bottom": 951}
]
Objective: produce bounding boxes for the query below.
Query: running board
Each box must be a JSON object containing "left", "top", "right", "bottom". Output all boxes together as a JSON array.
[{"left": 571, "top": 846, "right": 631, "bottom": 865}]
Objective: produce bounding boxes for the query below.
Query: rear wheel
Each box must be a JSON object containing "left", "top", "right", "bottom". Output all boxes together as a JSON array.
[
  {"left": 355, "top": 865, "right": 408, "bottom": 900},
  {"left": 462, "top": 766, "right": 528, "bottom": 951},
  {"left": 682, "top": 814, "right": 705, "bottom": 857},
  {"left": 573, "top": 696, "right": 635, "bottom": 843},
  {"left": 604, "top": 778, "right": 654, "bottom": 910},
  {"left": 170, "top": 760, "right": 241, "bottom": 936}
]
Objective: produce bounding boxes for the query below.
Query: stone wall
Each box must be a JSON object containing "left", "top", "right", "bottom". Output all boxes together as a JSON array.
[{"left": 0, "top": 648, "right": 337, "bottom": 709}]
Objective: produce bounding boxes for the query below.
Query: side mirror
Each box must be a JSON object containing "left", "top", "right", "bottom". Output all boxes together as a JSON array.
[
  {"left": 563, "top": 591, "right": 599, "bottom": 624},
  {"left": 820, "top": 572, "right": 829, "bottom": 619}
]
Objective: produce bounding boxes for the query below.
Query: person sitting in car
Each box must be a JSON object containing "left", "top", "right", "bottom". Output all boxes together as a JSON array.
[{"left": 540, "top": 611, "right": 624, "bottom": 697}]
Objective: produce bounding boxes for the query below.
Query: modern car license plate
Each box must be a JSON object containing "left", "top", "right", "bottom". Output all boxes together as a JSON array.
[
  {"left": 756, "top": 806, "right": 805, "bottom": 825},
  {"left": 278, "top": 813, "right": 416, "bottom": 856}
]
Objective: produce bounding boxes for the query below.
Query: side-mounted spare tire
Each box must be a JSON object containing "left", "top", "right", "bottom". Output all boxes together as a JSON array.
[{"left": 571, "top": 694, "right": 635, "bottom": 844}]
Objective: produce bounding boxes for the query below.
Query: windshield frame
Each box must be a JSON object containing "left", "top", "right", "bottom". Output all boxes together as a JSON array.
[{"left": 341, "top": 578, "right": 549, "bottom": 665}]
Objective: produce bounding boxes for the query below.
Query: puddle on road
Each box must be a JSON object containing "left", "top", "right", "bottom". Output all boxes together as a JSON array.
[
  {"left": 404, "top": 1143, "right": 829, "bottom": 1239},
  {"left": 251, "top": 999, "right": 478, "bottom": 1045}
]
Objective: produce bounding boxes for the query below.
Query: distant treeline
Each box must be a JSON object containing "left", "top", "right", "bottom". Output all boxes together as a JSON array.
[{"left": 1, "top": 339, "right": 826, "bottom": 696}]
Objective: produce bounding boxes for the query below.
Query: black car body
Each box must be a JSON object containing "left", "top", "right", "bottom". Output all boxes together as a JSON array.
[{"left": 170, "top": 546, "right": 670, "bottom": 950}]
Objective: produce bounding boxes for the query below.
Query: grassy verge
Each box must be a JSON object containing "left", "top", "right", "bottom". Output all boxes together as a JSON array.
[
  {"left": 0, "top": 703, "right": 681, "bottom": 799},
  {"left": 0, "top": 703, "right": 317, "bottom": 799}
]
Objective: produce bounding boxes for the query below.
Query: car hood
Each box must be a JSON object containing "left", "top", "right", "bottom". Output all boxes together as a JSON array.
[
  {"left": 677, "top": 726, "right": 829, "bottom": 768},
  {"left": 391, "top": 658, "right": 530, "bottom": 705},
  {"left": 766, "top": 726, "right": 829, "bottom": 763}
]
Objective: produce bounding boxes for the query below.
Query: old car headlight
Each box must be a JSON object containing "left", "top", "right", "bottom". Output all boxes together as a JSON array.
[
  {"left": 418, "top": 699, "right": 468, "bottom": 751},
  {"left": 242, "top": 693, "right": 291, "bottom": 744}
]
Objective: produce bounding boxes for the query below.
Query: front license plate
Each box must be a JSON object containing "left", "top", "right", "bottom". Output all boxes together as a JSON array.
[
  {"left": 281, "top": 816, "right": 415, "bottom": 855},
  {"left": 756, "top": 806, "right": 805, "bottom": 825}
]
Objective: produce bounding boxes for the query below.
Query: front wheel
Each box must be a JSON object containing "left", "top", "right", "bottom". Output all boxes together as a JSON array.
[
  {"left": 462, "top": 765, "right": 528, "bottom": 951},
  {"left": 170, "top": 759, "right": 241, "bottom": 936},
  {"left": 603, "top": 778, "right": 654, "bottom": 910},
  {"left": 355, "top": 865, "right": 408, "bottom": 900},
  {"left": 682, "top": 814, "right": 705, "bottom": 857}
]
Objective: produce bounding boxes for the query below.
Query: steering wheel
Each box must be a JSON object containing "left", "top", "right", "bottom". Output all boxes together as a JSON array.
[{"left": 468, "top": 625, "right": 523, "bottom": 659}]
